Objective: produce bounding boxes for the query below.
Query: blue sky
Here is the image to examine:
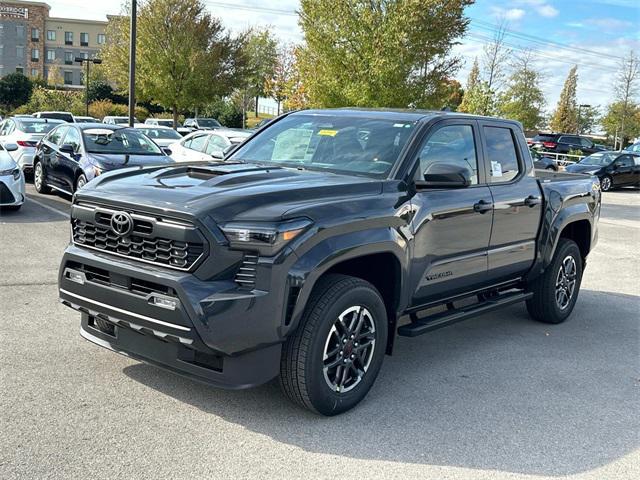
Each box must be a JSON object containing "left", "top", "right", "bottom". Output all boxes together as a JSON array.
[{"left": 46, "top": 0, "right": 640, "bottom": 113}]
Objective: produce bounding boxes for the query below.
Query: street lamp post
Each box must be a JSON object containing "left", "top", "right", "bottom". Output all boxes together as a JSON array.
[
  {"left": 75, "top": 57, "right": 102, "bottom": 116},
  {"left": 577, "top": 104, "right": 591, "bottom": 135}
]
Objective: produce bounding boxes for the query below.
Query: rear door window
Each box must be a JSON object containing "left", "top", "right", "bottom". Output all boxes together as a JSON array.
[
  {"left": 185, "top": 134, "right": 208, "bottom": 152},
  {"left": 484, "top": 126, "right": 521, "bottom": 183},
  {"left": 47, "top": 126, "right": 68, "bottom": 146}
]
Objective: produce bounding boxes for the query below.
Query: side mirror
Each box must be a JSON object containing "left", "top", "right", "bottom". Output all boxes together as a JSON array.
[
  {"left": 4, "top": 143, "right": 18, "bottom": 152},
  {"left": 416, "top": 163, "right": 472, "bottom": 189},
  {"left": 211, "top": 150, "right": 224, "bottom": 160},
  {"left": 162, "top": 147, "right": 172, "bottom": 156},
  {"left": 60, "top": 144, "right": 75, "bottom": 155}
]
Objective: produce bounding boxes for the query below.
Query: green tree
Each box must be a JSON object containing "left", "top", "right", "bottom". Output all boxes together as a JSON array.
[
  {"left": 498, "top": 52, "right": 545, "bottom": 130},
  {"left": 577, "top": 105, "right": 600, "bottom": 134},
  {"left": 265, "top": 44, "right": 295, "bottom": 115},
  {"left": 101, "top": 0, "right": 246, "bottom": 127},
  {"left": 298, "top": 0, "right": 473, "bottom": 108},
  {"left": 601, "top": 101, "right": 640, "bottom": 148},
  {"left": 245, "top": 28, "right": 278, "bottom": 117},
  {"left": 481, "top": 21, "right": 510, "bottom": 115},
  {"left": 550, "top": 65, "right": 578, "bottom": 133},
  {"left": 458, "top": 58, "right": 492, "bottom": 114},
  {"left": 609, "top": 50, "right": 639, "bottom": 148},
  {"left": 0, "top": 73, "right": 33, "bottom": 110}
]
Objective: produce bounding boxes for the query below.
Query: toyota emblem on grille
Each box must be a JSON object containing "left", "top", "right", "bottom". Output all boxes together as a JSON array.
[{"left": 110, "top": 212, "right": 133, "bottom": 236}]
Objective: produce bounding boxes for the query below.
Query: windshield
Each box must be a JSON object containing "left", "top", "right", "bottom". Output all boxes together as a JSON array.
[
  {"left": 197, "top": 119, "right": 220, "bottom": 128},
  {"left": 83, "top": 128, "right": 163, "bottom": 155},
  {"left": 579, "top": 152, "right": 616, "bottom": 166},
  {"left": 230, "top": 115, "right": 417, "bottom": 177},
  {"left": 138, "top": 128, "right": 182, "bottom": 141},
  {"left": 17, "top": 120, "right": 61, "bottom": 134}
]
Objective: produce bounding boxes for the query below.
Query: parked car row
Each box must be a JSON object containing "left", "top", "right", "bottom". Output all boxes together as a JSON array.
[{"left": 528, "top": 133, "right": 606, "bottom": 155}]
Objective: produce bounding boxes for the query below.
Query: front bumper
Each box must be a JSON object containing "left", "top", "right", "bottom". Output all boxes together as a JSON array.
[
  {"left": 0, "top": 173, "right": 26, "bottom": 206},
  {"left": 58, "top": 244, "right": 291, "bottom": 389}
]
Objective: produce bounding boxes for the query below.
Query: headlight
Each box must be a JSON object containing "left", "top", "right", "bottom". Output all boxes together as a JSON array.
[
  {"left": 0, "top": 168, "right": 21, "bottom": 180},
  {"left": 220, "top": 218, "right": 312, "bottom": 255}
]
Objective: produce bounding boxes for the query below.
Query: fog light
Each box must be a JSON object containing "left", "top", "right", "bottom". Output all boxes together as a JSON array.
[
  {"left": 150, "top": 296, "right": 177, "bottom": 311},
  {"left": 67, "top": 270, "right": 85, "bottom": 285}
]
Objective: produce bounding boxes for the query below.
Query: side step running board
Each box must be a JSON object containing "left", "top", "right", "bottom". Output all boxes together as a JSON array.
[{"left": 397, "top": 291, "right": 533, "bottom": 338}]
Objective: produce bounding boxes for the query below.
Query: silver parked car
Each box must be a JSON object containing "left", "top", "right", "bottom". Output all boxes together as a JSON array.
[
  {"left": 0, "top": 117, "right": 64, "bottom": 173},
  {"left": 168, "top": 129, "right": 252, "bottom": 162},
  {"left": 133, "top": 124, "right": 183, "bottom": 148}
]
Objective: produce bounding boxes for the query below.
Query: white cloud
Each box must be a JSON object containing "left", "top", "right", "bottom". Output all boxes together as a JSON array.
[
  {"left": 505, "top": 8, "right": 526, "bottom": 21},
  {"left": 538, "top": 4, "right": 559, "bottom": 17}
]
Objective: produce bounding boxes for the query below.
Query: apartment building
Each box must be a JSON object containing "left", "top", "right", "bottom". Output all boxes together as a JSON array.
[{"left": 0, "top": 0, "right": 107, "bottom": 86}]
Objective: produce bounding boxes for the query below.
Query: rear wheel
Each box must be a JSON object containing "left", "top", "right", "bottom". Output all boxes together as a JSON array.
[
  {"left": 279, "top": 274, "right": 387, "bottom": 416},
  {"left": 526, "top": 238, "right": 583, "bottom": 324},
  {"left": 33, "top": 161, "right": 51, "bottom": 194}
]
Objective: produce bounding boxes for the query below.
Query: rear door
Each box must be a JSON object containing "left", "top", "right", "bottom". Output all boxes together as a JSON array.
[
  {"left": 479, "top": 121, "right": 542, "bottom": 282},
  {"left": 408, "top": 119, "right": 493, "bottom": 306},
  {"left": 42, "top": 125, "right": 69, "bottom": 188}
]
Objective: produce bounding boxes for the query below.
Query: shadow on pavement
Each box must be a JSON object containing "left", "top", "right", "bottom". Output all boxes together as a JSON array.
[
  {"left": 0, "top": 193, "right": 70, "bottom": 224},
  {"left": 123, "top": 289, "right": 639, "bottom": 476}
]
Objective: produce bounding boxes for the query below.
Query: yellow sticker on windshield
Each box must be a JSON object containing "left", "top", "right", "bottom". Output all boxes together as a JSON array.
[{"left": 318, "top": 129, "right": 338, "bottom": 137}]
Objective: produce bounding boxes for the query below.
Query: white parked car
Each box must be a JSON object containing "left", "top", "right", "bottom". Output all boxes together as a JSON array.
[
  {"left": 0, "top": 143, "right": 26, "bottom": 211},
  {"left": 133, "top": 124, "right": 183, "bottom": 148},
  {"left": 0, "top": 117, "right": 64, "bottom": 173},
  {"left": 33, "top": 111, "right": 75, "bottom": 123},
  {"left": 74, "top": 116, "right": 99, "bottom": 124},
  {"left": 168, "top": 129, "right": 252, "bottom": 162},
  {"left": 144, "top": 118, "right": 175, "bottom": 127},
  {"left": 103, "top": 116, "right": 139, "bottom": 125}
]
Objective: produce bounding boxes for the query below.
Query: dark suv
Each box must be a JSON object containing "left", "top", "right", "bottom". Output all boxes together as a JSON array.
[{"left": 529, "top": 133, "right": 605, "bottom": 155}]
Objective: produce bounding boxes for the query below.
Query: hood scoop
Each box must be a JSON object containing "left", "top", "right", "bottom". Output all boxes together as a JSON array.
[{"left": 145, "top": 163, "right": 285, "bottom": 189}]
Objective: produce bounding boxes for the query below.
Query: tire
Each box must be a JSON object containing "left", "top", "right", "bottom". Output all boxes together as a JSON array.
[
  {"left": 600, "top": 175, "right": 613, "bottom": 192},
  {"left": 75, "top": 174, "right": 88, "bottom": 192},
  {"left": 33, "top": 160, "right": 51, "bottom": 194},
  {"left": 1, "top": 204, "right": 22, "bottom": 211},
  {"left": 545, "top": 165, "right": 556, "bottom": 171},
  {"left": 279, "top": 274, "right": 388, "bottom": 416},
  {"left": 526, "top": 238, "right": 583, "bottom": 324}
]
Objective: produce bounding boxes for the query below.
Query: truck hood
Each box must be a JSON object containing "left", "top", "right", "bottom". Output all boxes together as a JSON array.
[{"left": 77, "top": 162, "right": 382, "bottom": 222}]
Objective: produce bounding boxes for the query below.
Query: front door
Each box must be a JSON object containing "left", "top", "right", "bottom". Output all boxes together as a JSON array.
[
  {"left": 612, "top": 154, "right": 636, "bottom": 186},
  {"left": 408, "top": 120, "right": 493, "bottom": 307},
  {"left": 479, "top": 121, "right": 542, "bottom": 281}
]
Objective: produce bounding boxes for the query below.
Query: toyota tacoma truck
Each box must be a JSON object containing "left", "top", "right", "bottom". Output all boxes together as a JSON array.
[{"left": 58, "top": 109, "right": 600, "bottom": 415}]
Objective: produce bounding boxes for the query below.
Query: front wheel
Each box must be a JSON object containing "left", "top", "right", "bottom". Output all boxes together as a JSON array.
[
  {"left": 75, "top": 174, "right": 88, "bottom": 192},
  {"left": 526, "top": 238, "right": 583, "bottom": 324},
  {"left": 279, "top": 274, "right": 388, "bottom": 416},
  {"left": 600, "top": 175, "right": 613, "bottom": 192},
  {"left": 33, "top": 161, "right": 51, "bottom": 194}
]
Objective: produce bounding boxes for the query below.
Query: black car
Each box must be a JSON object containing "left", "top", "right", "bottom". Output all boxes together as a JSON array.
[
  {"left": 33, "top": 123, "right": 174, "bottom": 195},
  {"left": 530, "top": 148, "right": 558, "bottom": 170},
  {"left": 529, "top": 133, "right": 605, "bottom": 155},
  {"left": 565, "top": 151, "right": 640, "bottom": 191}
]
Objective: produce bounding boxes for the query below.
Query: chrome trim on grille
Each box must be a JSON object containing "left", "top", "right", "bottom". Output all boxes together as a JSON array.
[{"left": 60, "top": 288, "right": 191, "bottom": 332}]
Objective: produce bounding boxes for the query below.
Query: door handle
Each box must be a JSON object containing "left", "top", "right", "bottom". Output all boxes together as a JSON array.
[
  {"left": 473, "top": 200, "right": 493, "bottom": 213},
  {"left": 524, "top": 195, "right": 542, "bottom": 207}
]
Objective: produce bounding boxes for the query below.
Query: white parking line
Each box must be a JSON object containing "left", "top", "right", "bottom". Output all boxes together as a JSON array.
[{"left": 26, "top": 196, "right": 69, "bottom": 219}]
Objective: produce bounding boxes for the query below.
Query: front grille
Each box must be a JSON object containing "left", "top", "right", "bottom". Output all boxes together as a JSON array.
[
  {"left": 235, "top": 254, "right": 258, "bottom": 289},
  {"left": 71, "top": 203, "right": 206, "bottom": 271},
  {"left": 0, "top": 182, "right": 16, "bottom": 204}
]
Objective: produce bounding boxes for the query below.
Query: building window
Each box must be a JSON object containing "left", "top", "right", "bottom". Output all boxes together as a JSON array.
[
  {"left": 81, "top": 52, "right": 89, "bottom": 60},
  {"left": 64, "top": 71, "right": 73, "bottom": 85},
  {"left": 16, "top": 67, "right": 24, "bottom": 74},
  {"left": 16, "top": 46, "right": 25, "bottom": 59},
  {"left": 31, "top": 48, "right": 40, "bottom": 62},
  {"left": 31, "top": 68, "right": 39, "bottom": 77},
  {"left": 80, "top": 32, "right": 89, "bottom": 46},
  {"left": 47, "top": 30, "right": 56, "bottom": 41},
  {"left": 16, "top": 25, "right": 25, "bottom": 38},
  {"left": 97, "top": 33, "right": 106, "bottom": 45},
  {"left": 31, "top": 28, "right": 40, "bottom": 42},
  {"left": 65, "top": 52, "right": 74, "bottom": 65},
  {"left": 65, "top": 31, "right": 73, "bottom": 45},
  {"left": 47, "top": 50, "right": 56, "bottom": 61}
]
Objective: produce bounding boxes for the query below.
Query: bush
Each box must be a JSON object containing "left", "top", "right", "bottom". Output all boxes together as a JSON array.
[
  {"left": 14, "top": 86, "right": 84, "bottom": 115},
  {"left": 88, "top": 100, "right": 148, "bottom": 122},
  {"left": 202, "top": 98, "right": 245, "bottom": 128},
  {"left": 0, "top": 73, "right": 34, "bottom": 110}
]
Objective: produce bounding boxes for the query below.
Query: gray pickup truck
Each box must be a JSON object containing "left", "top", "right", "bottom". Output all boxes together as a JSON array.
[{"left": 58, "top": 109, "right": 601, "bottom": 415}]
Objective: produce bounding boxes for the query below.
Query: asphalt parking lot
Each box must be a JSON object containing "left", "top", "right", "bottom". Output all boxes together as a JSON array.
[{"left": 1, "top": 184, "right": 638, "bottom": 480}]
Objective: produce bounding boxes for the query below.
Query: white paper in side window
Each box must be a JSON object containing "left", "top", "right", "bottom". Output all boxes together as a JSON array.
[{"left": 491, "top": 161, "right": 503, "bottom": 177}]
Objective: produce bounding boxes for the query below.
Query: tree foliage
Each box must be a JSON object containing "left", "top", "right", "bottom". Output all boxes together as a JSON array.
[
  {"left": 498, "top": 52, "right": 545, "bottom": 130},
  {"left": 458, "top": 58, "right": 493, "bottom": 114},
  {"left": 550, "top": 65, "right": 578, "bottom": 133},
  {"left": 601, "top": 101, "right": 640, "bottom": 147},
  {"left": 0, "top": 73, "right": 33, "bottom": 111},
  {"left": 101, "top": 0, "right": 246, "bottom": 127},
  {"left": 608, "top": 50, "right": 639, "bottom": 146},
  {"left": 265, "top": 44, "right": 295, "bottom": 114},
  {"left": 244, "top": 28, "right": 278, "bottom": 116},
  {"left": 297, "top": 0, "right": 473, "bottom": 109}
]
